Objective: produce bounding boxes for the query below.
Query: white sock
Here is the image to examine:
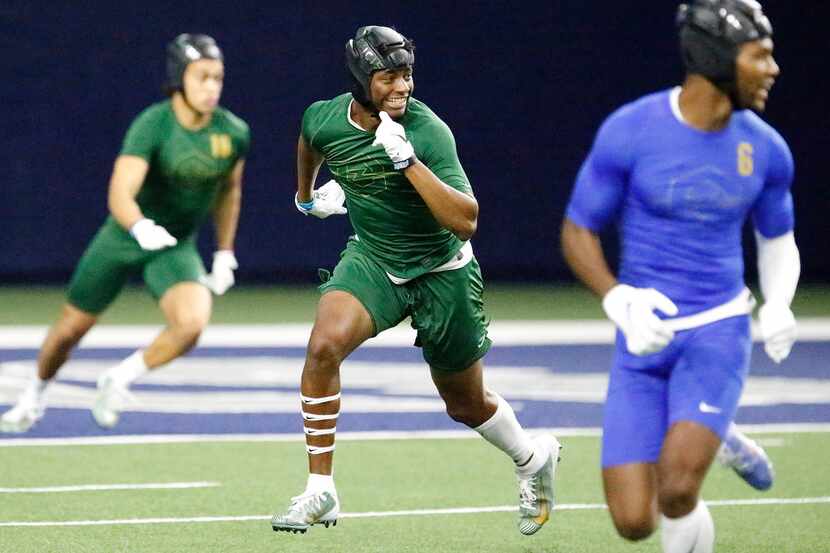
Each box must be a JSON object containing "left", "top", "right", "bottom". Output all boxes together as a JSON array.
[
  {"left": 473, "top": 392, "right": 541, "bottom": 476},
  {"left": 23, "top": 377, "right": 49, "bottom": 403},
  {"left": 107, "top": 350, "right": 149, "bottom": 386},
  {"left": 661, "top": 500, "right": 714, "bottom": 553},
  {"left": 306, "top": 473, "right": 336, "bottom": 494}
]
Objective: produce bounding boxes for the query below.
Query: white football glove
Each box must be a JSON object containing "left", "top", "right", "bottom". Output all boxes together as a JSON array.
[
  {"left": 130, "top": 218, "right": 177, "bottom": 251},
  {"left": 758, "top": 301, "right": 797, "bottom": 363},
  {"left": 372, "top": 111, "right": 415, "bottom": 169},
  {"left": 603, "top": 284, "right": 679, "bottom": 356},
  {"left": 295, "top": 180, "right": 347, "bottom": 219},
  {"left": 204, "top": 250, "right": 238, "bottom": 295}
]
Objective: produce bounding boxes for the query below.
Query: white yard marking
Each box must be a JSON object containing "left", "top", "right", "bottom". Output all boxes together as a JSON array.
[
  {"left": 1, "top": 496, "right": 828, "bottom": 527},
  {"left": 0, "top": 482, "right": 220, "bottom": 493},
  {"left": 0, "top": 423, "right": 827, "bottom": 448}
]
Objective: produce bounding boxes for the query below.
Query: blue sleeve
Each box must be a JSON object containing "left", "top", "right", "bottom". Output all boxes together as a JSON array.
[
  {"left": 565, "top": 108, "right": 634, "bottom": 231},
  {"left": 752, "top": 131, "right": 795, "bottom": 238}
]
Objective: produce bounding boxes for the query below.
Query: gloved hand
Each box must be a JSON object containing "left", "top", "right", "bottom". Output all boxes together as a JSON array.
[
  {"left": 372, "top": 111, "right": 415, "bottom": 169},
  {"left": 295, "top": 179, "right": 347, "bottom": 219},
  {"left": 130, "top": 218, "right": 177, "bottom": 251},
  {"left": 758, "top": 301, "right": 797, "bottom": 363},
  {"left": 602, "top": 284, "right": 679, "bottom": 356},
  {"left": 204, "top": 250, "right": 238, "bottom": 295}
]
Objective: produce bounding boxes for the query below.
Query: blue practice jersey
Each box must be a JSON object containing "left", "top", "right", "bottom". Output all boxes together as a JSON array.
[{"left": 566, "top": 88, "right": 794, "bottom": 314}]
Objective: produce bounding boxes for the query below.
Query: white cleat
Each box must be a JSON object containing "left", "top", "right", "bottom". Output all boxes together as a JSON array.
[
  {"left": 271, "top": 489, "right": 340, "bottom": 534},
  {"left": 0, "top": 392, "right": 45, "bottom": 433},
  {"left": 91, "top": 374, "right": 135, "bottom": 429},
  {"left": 517, "top": 435, "right": 562, "bottom": 536}
]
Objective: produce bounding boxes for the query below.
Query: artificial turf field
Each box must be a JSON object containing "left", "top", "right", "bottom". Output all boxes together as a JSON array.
[
  {"left": 0, "top": 432, "right": 828, "bottom": 553},
  {"left": 0, "top": 284, "right": 828, "bottom": 552}
]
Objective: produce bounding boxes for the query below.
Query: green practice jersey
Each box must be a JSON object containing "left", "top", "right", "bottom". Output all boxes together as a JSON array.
[
  {"left": 117, "top": 100, "right": 250, "bottom": 239},
  {"left": 302, "top": 93, "right": 472, "bottom": 280}
]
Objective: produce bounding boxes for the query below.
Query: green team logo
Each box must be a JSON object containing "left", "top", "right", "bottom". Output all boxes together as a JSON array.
[
  {"left": 329, "top": 159, "right": 395, "bottom": 196},
  {"left": 170, "top": 151, "right": 227, "bottom": 185}
]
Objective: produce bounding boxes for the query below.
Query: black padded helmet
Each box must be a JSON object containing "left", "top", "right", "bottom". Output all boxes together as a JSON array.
[
  {"left": 345, "top": 26, "right": 414, "bottom": 107},
  {"left": 677, "top": 0, "right": 772, "bottom": 93},
  {"left": 165, "top": 33, "right": 223, "bottom": 93}
]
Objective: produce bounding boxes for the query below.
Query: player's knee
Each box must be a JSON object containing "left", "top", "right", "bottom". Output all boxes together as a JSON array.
[
  {"left": 170, "top": 312, "right": 208, "bottom": 344},
  {"left": 611, "top": 513, "right": 656, "bottom": 541},
  {"left": 52, "top": 322, "right": 89, "bottom": 351},
  {"left": 658, "top": 476, "right": 699, "bottom": 515},
  {"left": 443, "top": 402, "right": 467, "bottom": 424},
  {"left": 442, "top": 396, "right": 481, "bottom": 426},
  {"left": 306, "top": 332, "right": 348, "bottom": 371}
]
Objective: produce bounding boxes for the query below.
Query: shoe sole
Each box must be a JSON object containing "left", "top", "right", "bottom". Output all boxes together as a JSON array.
[
  {"left": 735, "top": 466, "right": 773, "bottom": 491},
  {"left": 91, "top": 407, "right": 119, "bottom": 429},
  {"left": 0, "top": 416, "right": 41, "bottom": 434},
  {"left": 0, "top": 424, "right": 32, "bottom": 433},
  {"left": 272, "top": 519, "right": 337, "bottom": 534}
]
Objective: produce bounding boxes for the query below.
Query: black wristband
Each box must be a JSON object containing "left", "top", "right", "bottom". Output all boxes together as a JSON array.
[{"left": 393, "top": 155, "right": 418, "bottom": 171}]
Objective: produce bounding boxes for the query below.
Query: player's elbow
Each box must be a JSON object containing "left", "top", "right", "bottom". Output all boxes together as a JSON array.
[
  {"left": 453, "top": 218, "right": 477, "bottom": 241},
  {"left": 451, "top": 205, "right": 478, "bottom": 240}
]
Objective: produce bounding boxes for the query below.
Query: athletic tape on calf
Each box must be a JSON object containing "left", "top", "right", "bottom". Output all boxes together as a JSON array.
[
  {"left": 300, "top": 392, "right": 341, "bottom": 405},
  {"left": 302, "top": 411, "right": 339, "bottom": 421},
  {"left": 306, "top": 444, "right": 336, "bottom": 455},
  {"left": 304, "top": 426, "right": 337, "bottom": 436}
]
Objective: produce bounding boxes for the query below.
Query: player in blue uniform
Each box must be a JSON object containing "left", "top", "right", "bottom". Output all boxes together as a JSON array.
[{"left": 561, "top": 1, "right": 799, "bottom": 551}]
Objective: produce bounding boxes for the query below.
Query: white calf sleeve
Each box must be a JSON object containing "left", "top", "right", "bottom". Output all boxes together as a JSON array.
[
  {"left": 473, "top": 392, "right": 540, "bottom": 474},
  {"left": 661, "top": 500, "right": 714, "bottom": 553}
]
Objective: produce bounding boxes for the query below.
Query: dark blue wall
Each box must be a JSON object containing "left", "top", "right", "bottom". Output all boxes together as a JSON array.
[{"left": 2, "top": 2, "right": 827, "bottom": 284}]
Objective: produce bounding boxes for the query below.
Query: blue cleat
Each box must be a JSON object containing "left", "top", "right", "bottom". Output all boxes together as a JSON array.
[{"left": 717, "top": 424, "right": 774, "bottom": 491}]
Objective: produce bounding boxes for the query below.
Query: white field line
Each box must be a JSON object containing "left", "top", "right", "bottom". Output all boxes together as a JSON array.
[
  {"left": 0, "top": 481, "right": 220, "bottom": 494},
  {"left": 2, "top": 318, "right": 830, "bottom": 348},
  {"left": 1, "top": 422, "right": 828, "bottom": 448},
  {"left": 2, "top": 496, "right": 828, "bottom": 528}
]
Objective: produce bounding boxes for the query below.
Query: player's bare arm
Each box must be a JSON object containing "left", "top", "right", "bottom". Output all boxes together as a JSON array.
[
  {"left": 213, "top": 159, "right": 244, "bottom": 251},
  {"left": 296, "top": 135, "right": 324, "bottom": 203},
  {"left": 404, "top": 160, "right": 478, "bottom": 241},
  {"left": 204, "top": 158, "right": 245, "bottom": 296},
  {"left": 107, "top": 154, "right": 150, "bottom": 230},
  {"left": 560, "top": 217, "right": 616, "bottom": 297}
]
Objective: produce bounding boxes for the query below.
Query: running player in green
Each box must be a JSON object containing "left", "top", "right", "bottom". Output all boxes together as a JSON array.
[
  {"left": 271, "top": 26, "right": 562, "bottom": 537},
  {"left": 0, "top": 34, "right": 250, "bottom": 432}
]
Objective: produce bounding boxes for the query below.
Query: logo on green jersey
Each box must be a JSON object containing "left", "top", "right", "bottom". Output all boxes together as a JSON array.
[
  {"left": 210, "top": 134, "right": 233, "bottom": 158},
  {"left": 330, "top": 159, "right": 396, "bottom": 196}
]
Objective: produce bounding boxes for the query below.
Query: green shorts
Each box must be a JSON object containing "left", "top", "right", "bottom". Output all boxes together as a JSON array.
[
  {"left": 320, "top": 239, "right": 492, "bottom": 372},
  {"left": 67, "top": 219, "right": 206, "bottom": 314}
]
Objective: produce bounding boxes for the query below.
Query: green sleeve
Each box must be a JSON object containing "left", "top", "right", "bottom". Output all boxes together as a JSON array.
[
  {"left": 119, "top": 106, "right": 164, "bottom": 160},
  {"left": 301, "top": 101, "right": 327, "bottom": 151},
  {"left": 416, "top": 120, "right": 472, "bottom": 195},
  {"left": 235, "top": 121, "right": 251, "bottom": 160}
]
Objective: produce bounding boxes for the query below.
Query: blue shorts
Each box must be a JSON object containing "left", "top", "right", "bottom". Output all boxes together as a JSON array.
[{"left": 601, "top": 315, "right": 752, "bottom": 468}]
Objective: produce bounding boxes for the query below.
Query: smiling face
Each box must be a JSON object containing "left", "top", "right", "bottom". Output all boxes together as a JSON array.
[
  {"left": 369, "top": 67, "right": 413, "bottom": 119},
  {"left": 181, "top": 58, "right": 224, "bottom": 114},
  {"left": 734, "top": 37, "right": 779, "bottom": 112}
]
